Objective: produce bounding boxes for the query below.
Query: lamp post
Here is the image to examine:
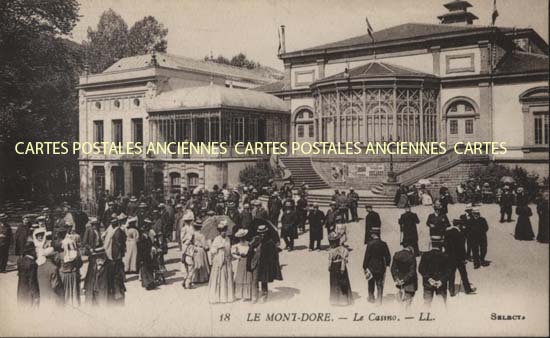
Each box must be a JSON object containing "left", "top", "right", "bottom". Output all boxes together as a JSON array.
[{"left": 387, "top": 134, "right": 397, "bottom": 183}]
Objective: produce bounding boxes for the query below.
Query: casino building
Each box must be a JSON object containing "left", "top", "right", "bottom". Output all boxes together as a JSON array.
[
  {"left": 256, "top": 0, "right": 549, "bottom": 194},
  {"left": 77, "top": 53, "right": 288, "bottom": 212},
  {"left": 78, "top": 0, "right": 549, "bottom": 210}
]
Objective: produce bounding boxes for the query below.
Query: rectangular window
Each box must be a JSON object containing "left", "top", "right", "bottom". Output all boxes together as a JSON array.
[
  {"left": 308, "top": 124, "right": 314, "bottom": 138},
  {"left": 465, "top": 119, "right": 474, "bottom": 134},
  {"left": 534, "top": 114, "right": 549, "bottom": 145},
  {"left": 93, "top": 120, "right": 104, "bottom": 143},
  {"left": 297, "top": 125, "right": 304, "bottom": 137},
  {"left": 258, "top": 119, "right": 266, "bottom": 142},
  {"left": 233, "top": 117, "right": 245, "bottom": 142},
  {"left": 131, "top": 118, "right": 143, "bottom": 143},
  {"left": 112, "top": 119, "right": 123, "bottom": 144},
  {"left": 449, "top": 119, "right": 458, "bottom": 134},
  {"left": 210, "top": 117, "right": 220, "bottom": 142}
]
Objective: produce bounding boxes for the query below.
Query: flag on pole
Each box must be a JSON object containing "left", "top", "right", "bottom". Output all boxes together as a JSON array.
[
  {"left": 491, "top": 0, "right": 499, "bottom": 26},
  {"left": 365, "top": 17, "right": 374, "bottom": 41}
]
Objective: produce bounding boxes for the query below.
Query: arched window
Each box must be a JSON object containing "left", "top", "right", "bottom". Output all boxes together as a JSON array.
[{"left": 445, "top": 100, "right": 477, "bottom": 117}]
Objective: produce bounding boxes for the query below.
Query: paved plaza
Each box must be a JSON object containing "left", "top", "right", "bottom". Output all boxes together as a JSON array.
[{"left": 0, "top": 203, "right": 548, "bottom": 336}]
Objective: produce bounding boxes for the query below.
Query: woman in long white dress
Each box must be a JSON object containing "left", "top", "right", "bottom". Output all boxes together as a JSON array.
[
  {"left": 231, "top": 229, "right": 253, "bottom": 301},
  {"left": 208, "top": 223, "right": 235, "bottom": 304},
  {"left": 123, "top": 217, "right": 139, "bottom": 273}
]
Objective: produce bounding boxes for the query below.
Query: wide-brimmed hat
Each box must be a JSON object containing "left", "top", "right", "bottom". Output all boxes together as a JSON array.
[
  {"left": 235, "top": 229, "right": 248, "bottom": 238},
  {"left": 257, "top": 225, "right": 268, "bottom": 233},
  {"left": 130, "top": 196, "right": 138, "bottom": 202},
  {"left": 143, "top": 218, "right": 153, "bottom": 224},
  {"left": 370, "top": 226, "right": 381, "bottom": 234},
  {"left": 472, "top": 208, "right": 480, "bottom": 214},
  {"left": 138, "top": 202, "right": 148, "bottom": 208},
  {"left": 431, "top": 235, "right": 444, "bottom": 247},
  {"left": 175, "top": 204, "right": 183, "bottom": 209},
  {"left": 227, "top": 201, "right": 236, "bottom": 208},
  {"left": 464, "top": 203, "right": 473, "bottom": 211},
  {"left": 89, "top": 217, "right": 99, "bottom": 224},
  {"left": 312, "top": 202, "right": 319, "bottom": 208},
  {"left": 206, "top": 210, "right": 215, "bottom": 216},
  {"left": 117, "top": 213, "right": 128, "bottom": 222},
  {"left": 328, "top": 232, "right": 342, "bottom": 242},
  {"left": 217, "top": 221, "right": 228, "bottom": 231},
  {"left": 91, "top": 247, "right": 106, "bottom": 255}
]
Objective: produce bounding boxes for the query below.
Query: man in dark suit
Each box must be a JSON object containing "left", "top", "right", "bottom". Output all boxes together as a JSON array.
[
  {"left": 348, "top": 188, "right": 359, "bottom": 222},
  {"left": 426, "top": 202, "right": 450, "bottom": 240},
  {"left": 362, "top": 227, "right": 391, "bottom": 304},
  {"left": 445, "top": 220, "right": 476, "bottom": 296},
  {"left": 307, "top": 203, "right": 325, "bottom": 251},
  {"left": 418, "top": 236, "right": 450, "bottom": 306},
  {"left": 469, "top": 208, "right": 490, "bottom": 269},
  {"left": 296, "top": 193, "right": 308, "bottom": 233},
  {"left": 398, "top": 204, "right": 420, "bottom": 256},
  {"left": 391, "top": 244, "right": 418, "bottom": 308},
  {"left": 267, "top": 192, "right": 282, "bottom": 226},
  {"left": 364, "top": 205, "right": 381, "bottom": 244},
  {"left": 325, "top": 202, "right": 339, "bottom": 235},
  {"left": 280, "top": 201, "right": 298, "bottom": 251},
  {"left": 499, "top": 185, "right": 514, "bottom": 222}
]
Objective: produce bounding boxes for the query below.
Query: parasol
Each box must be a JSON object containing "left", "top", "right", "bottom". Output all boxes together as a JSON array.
[
  {"left": 500, "top": 176, "right": 515, "bottom": 184},
  {"left": 200, "top": 215, "right": 235, "bottom": 241}
]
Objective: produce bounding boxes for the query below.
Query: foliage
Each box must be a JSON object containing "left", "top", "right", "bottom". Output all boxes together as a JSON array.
[
  {"left": 128, "top": 16, "right": 168, "bottom": 56},
  {"left": 204, "top": 52, "right": 261, "bottom": 69},
  {"left": 239, "top": 161, "right": 274, "bottom": 190},
  {"left": 86, "top": 10, "right": 168, "bottom": 73},
  {"left": 468, "top": 163, "right": 544, "bottom": 202},
  {"left": 0, "top": 0, "right": 83, "bottom": 202}
]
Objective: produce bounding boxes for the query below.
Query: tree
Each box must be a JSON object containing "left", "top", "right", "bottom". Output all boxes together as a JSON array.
[
  {"left": 0, "top": 0, "right": 83, "bottom": 202},
  {"left": 205, "top": 52, "right": 260, "bottom": 70},
  {"left": 86, "top": 10, "right": 169, "bottom": 73},
  {"left": 128, "top": 16, "right": 168, "bottom": 55},
  {"left": 86, "top": 9, "right": 129, "bottom": 73}
]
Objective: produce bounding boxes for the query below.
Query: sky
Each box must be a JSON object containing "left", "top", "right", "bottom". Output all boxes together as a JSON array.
[{"left": 71, "top": 0, "right": 549, "bottom": 70}]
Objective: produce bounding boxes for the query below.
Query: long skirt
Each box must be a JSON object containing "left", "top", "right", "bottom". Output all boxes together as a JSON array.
[
  {"left": 60, "top": 270, "right": 81, "bottom": 306},
  {"left": 140, "top": 262, "right": 155, "bottom": 289},
  {"left": 329, "top": 263, "right": 353, "bottom": 306},
  {"left": 123, "top": 240, "right": 139, "bottom": 273},
  {"left": 84, "top": 257, "right": 97, "bottom": 303},
  {"left": 234, "top": 257, "right": 253, "bottom": 300},
  {"left": 106, "top": 260, "right": 126, "bottom": 304},
  {"left": 193, "top": 248, "right": 210, "bottom": 284},
  {"left": 208, "top": 260, "right": 235, "bottom": 304},
  {"left": 515, "top": 216, "right": 535, "bottom": 241}
]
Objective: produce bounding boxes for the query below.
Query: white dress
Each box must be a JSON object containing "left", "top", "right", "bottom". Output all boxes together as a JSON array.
[{"left": 208, "top": 235, "right": 235, "bottom": 303}]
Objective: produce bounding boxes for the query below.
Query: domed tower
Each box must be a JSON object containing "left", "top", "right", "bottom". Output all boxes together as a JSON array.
[{"left": 437, "top": 0, "right": 478, "bottom": 25}]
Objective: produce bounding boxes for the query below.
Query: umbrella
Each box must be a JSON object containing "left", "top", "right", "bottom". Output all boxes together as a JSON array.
[
  {"left": 200, "top": 215, "right": 235, "bottom": 241},
  {"left": 500, "top": 176, "right": 515, "bottom": 184}
]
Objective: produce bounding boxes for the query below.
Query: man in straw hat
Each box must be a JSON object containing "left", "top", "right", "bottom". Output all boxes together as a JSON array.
[
  {"left": 418, "top": 235, "right": 450, "bottom": 306},
  {"left": 469, "top": 208, "right": 490, "bottom": 269},
  {"left": 0, "top": 213, "right": 12, "bottom": 272},
  {"left": 362, "top": 227, "right": 391, "bottom": 304},
  {"left": 103, "top": 213, "right": 127, "bottom": 304},
  {"left": 499, "top": 185, "right": 514, "bottom": 223},
  {"left": 460, "top": 204, "right": 474, "bottom": 260}
]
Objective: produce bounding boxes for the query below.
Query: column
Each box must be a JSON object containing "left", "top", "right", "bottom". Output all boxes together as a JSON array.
[
  {"left": 104, "top": 162, "right": 112, "bottom": 194},
  {"left": 123, "top": 161, "right": 132, "bottom": 195}
]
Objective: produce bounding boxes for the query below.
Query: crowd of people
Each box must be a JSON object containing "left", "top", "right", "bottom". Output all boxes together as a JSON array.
[{"left": 0, "top": 180, "right": 547, "bottom": 310}]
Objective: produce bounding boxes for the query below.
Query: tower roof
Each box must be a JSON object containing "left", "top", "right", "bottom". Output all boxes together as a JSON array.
[{"left": 443, "top": 0, "right": 473, "bottom": 11}]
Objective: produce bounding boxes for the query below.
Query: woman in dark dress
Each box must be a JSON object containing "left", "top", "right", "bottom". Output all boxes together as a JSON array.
[
  {"left": 536, "top": 192, "right": 549, "bottom": 243},
  {"left": 327, "top": 232, "right": 353, "bottom": 306},
  {"left": 138, "top": 219, "right": 156, "bottom": 290},
  {"left": 514, "top": 205, "right": 535, "bottom": 241}
]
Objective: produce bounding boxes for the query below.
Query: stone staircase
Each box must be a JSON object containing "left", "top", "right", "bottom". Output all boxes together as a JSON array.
[{"left": 280, "top": 157, "right": 330, "bottom": 190}]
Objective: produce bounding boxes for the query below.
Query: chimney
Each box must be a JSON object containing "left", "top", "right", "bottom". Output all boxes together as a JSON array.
[{"left": 280, "top": 25, "right": 286, "bottom": 54}]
